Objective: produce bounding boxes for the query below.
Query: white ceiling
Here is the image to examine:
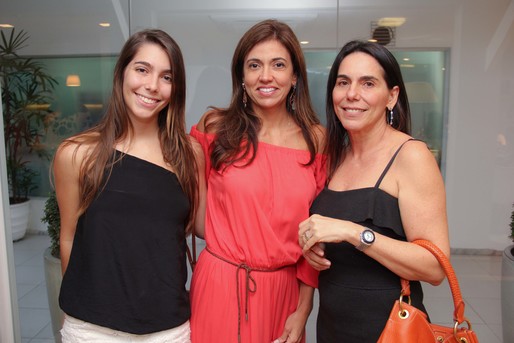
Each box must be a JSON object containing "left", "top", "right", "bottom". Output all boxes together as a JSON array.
[{"left": 0, "top": 0, "right": 459, "bottom": 58}]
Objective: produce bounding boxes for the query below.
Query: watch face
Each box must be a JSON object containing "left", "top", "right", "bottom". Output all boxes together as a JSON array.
[{"left": 363, "top": 230, "right": 375, "bottom": 243}]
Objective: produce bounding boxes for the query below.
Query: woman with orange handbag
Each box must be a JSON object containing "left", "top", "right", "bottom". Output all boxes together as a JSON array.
[{"left": 299, "top": 40, "right": 450, "bottom": 343}]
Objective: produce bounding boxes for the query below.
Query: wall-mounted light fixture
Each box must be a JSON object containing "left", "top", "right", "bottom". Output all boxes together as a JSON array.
[{"left": 66, "top": 74, "right": 81, "bottom": 87}]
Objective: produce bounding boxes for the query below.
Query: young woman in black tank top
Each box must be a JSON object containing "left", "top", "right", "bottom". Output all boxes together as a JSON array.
[
  {"left": 298, "top": 40, "right": 450, "bottom": 343},
  {"left": 53, "top": 29, "right": 205, "bottom": 342}
]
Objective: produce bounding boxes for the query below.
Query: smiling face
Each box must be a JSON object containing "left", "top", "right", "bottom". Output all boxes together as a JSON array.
[
  {"left": 122, "top": 42, "right": 172, "bottom": 124},
  {"left": 332, "top": 51, "right": 398, "bottom": 133},
  {"left": 243, "top": 39, "right": 297, "bottom": 115}
]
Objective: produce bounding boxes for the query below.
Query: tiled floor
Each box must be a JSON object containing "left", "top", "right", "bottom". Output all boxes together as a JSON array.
[{"left": 12, "top": 234, "right": 504, "bottom": 342}]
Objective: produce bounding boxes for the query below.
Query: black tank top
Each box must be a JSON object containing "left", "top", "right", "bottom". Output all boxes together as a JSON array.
[
  {"left": 59, "top": 151, "right": 191, "bottom": 334},
  {"left": 311, "top": 139, "right": 428, "bottom": 343}
]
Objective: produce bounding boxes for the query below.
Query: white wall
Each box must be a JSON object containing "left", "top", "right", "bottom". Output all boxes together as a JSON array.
[
  {"left": 444, "top": 0, "right": 514, "bottom": 250},
  {"left": 4, "top": 0, "right": 514, "bottom": 251}
]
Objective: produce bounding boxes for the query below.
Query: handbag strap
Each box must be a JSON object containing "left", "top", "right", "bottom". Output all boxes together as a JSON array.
[{"left": 400, "top": 239, "right": 466, "bottom": 324}]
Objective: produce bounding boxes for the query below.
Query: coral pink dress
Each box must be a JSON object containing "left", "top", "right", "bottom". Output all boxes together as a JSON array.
[{"left": 190, "top": 125, "right": 325, "bottom": 343}]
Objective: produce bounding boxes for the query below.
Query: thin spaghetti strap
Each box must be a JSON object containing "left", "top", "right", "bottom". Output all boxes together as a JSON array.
[{"left": 374, "top": 138, "right": 418, "bottom": 188}]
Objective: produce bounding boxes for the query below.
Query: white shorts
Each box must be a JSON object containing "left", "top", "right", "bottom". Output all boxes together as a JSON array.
[{"left": 61, "top": 315, "right": 191, "bottom": 343}]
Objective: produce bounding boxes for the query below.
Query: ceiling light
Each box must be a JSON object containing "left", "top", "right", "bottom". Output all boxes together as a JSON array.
[
  {"left": 300, "top": 41, "right": 309, "bottom": 45},
  {"left": 0, "top": 24, "right": 14, "bottom": 28},
  {"left": 377, "top": 17, "right": 406, "bottom": 27},
  {"left": 99, "top": 22, "right": 111, "bottom": 27}
]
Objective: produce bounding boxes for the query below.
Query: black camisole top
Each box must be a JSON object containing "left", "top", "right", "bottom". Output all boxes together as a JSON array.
[
  {"left": 310, "top": 139, "right": 428, "bottom": 343},
  {"left": 59, "top": 151, "right": 191, "bottom": 334}
]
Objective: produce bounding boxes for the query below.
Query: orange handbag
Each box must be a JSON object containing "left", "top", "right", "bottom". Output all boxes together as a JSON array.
[{"left": 377, "top": 239, "right": 479, "bottom": 343}]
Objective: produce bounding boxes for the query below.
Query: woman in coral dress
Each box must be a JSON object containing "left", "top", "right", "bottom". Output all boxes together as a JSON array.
[{"left": 189, "top": 19, "right": 325, "bottom": 343}]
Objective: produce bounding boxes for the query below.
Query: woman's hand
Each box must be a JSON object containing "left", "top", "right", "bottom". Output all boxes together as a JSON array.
[
  {"left": 303, "top": 243, "right": 331, "bottom": 271},
  {"left": 298, "top": 215, "right": 339, "bottom": 271},
  {"left": 272, "top": 310, "right": 306, "bottom": 343},
  {"left": 299, "top": 214, "right": 363, "bottom": 270},
  {"left": 272, "top": 281, "right": 313, "bottom": 343},
  {"left": 299, "top": 214, "right": 357, "bottom": 251}
]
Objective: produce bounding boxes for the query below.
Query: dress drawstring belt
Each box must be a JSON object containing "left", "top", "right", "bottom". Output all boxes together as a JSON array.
[{"left": 205, "top": 247, "right": 293, "bottom": 342}]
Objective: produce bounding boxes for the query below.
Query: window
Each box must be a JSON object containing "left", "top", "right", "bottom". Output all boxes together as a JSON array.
[{"left": 28, "top": 56, "right": 117, "bottom": 196}]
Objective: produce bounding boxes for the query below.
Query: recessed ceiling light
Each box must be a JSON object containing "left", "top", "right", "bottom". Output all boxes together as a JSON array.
[
  {"left": 403, "top": 58, "right": 410, "bottom": 61},
  {"left": 300, "top": 41, "right": 309, "bottom": 45},
  {"left": 99, "top": 22, "right": 111, "bottom": 27},
  {"left": 0, "top": 24, "right": 14, "bottom": 28}
]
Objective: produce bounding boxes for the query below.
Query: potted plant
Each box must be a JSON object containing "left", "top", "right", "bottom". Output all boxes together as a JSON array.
[
  {"left": 41, "top": 190, "right": 63, "bottom": 343},
  {"left": 502, "top": 203, "right": 514, "bottom": 343},
  {"left": 1, "top": 28, "right": 57, "bottom": 240}
]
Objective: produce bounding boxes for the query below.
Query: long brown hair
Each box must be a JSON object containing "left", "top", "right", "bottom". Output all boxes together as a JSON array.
[
  {"left": 325, "top": 40, "right": 411, "bottom": 179},
  {"left": 207, "top": 19, "right": 320, "bottom": 170},
  {"left": 62, "top": 29, "right": 198, "bottom": 233}
]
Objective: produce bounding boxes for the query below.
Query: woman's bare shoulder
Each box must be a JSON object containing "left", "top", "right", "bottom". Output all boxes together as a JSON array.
[
  {"left": 55, "top": 133, "right": 98, "bottom": 166},
  {"left": 395, "top": 138, "right": 439, "bottom": 177}
]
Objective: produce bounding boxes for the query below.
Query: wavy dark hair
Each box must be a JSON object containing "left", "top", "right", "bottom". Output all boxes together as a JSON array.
[
  {"left": 206, "top": 19, "right": 320, "bottom": 170},
  {"left": 61, "top": 29, "right": 198, "bottom": 233},
  {"left": 325, "top": 40, "right": 411, "bottom": 179}
]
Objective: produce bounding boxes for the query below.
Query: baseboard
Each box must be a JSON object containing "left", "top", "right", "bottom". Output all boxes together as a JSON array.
[{"left": 451, "top": 248, "right": 503, "bottom": 256}]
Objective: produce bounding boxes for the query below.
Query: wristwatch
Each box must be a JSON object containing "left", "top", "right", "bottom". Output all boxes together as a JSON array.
[{"left": 356, "top": 228, "right": 375, "bottom": 251}]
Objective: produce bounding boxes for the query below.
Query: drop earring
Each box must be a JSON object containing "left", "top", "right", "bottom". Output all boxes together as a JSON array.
[
  {"left": 388, "top": 108, "right": 394, "bottom": 125},
  {"left": 289, "top": 84, "right": 296, "bottom": 112},
  {"left": 242, "top": 82, "right": 247, "bottom": 108}
]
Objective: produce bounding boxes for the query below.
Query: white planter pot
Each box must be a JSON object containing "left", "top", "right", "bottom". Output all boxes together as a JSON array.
[
  {"left": 10, "top": 200, "right": 30, "bottom": 241},
  {"left": 502, "top": 244, "right": 514, "bottom": 343},
  {"left": 44, "top": 247, "right": 63, "bottom": 343}
]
